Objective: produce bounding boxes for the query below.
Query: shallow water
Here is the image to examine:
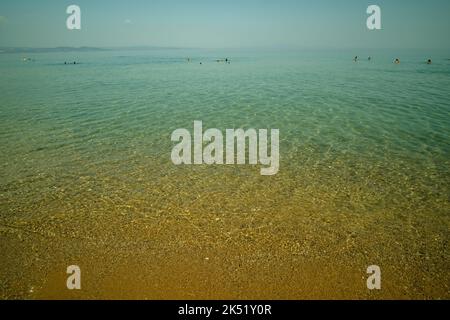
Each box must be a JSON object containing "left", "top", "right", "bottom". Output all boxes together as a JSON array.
[{"left": 0, "top": 49, "right": 449, "bottom": 299}]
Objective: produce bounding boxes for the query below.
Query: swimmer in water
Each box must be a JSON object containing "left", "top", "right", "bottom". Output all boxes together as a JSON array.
[
  {"left": 368, "top": 56, "right": 371, "bottom": 61},
  {"left": 353, "top": 56, "right": 358, "bottom": 62},
  {"left": 394, "top": 58, "right": 400, "bottom": 64},
  {"left": 427, "top": 59, "right": 432, "bottom": 65}
]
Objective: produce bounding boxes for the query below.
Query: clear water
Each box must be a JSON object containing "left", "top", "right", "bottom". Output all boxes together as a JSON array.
[{"left": 0, "top": 49, "right": 449, "bottom": 299}]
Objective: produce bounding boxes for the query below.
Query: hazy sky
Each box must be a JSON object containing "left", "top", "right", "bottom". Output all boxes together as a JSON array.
[{"left": 0, "top": 0, "right": 449, "bottom": 49}]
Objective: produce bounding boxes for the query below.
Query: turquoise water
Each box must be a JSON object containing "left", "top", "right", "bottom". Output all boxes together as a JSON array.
[
  {"left": 1, "top": 49, "right": 449, "bottom": 201},
  {"left": 0, "top": 49, "right": 449, "bottom": 298},
  {"left": 1, "top": 49, "right": 449, "bottom": 179}
]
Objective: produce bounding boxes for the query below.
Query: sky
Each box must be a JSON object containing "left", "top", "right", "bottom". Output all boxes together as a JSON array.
[{"left": 0, "top": 0, "right": 449, "bottom": 49}]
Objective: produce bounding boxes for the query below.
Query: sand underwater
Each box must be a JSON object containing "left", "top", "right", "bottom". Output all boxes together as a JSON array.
[{"left": 0, "top": 49, "right": 449, "bottom": 299}]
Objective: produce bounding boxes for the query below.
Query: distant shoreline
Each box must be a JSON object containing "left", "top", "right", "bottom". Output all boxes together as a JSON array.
[{"left": 0, "top": 46, "right": 191, "bottom": 54}]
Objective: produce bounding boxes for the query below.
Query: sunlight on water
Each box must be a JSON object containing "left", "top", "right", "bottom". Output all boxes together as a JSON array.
[{"left": 0, "top": 49, "right": 449, "bottom": 299}]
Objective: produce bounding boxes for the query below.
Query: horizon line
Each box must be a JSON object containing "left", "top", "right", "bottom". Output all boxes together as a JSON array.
[{"left": 1, "top": 45, "right": 449, "bottom": 55}]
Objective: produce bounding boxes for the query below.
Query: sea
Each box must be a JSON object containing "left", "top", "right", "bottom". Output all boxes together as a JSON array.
[{"left": 0, "top": 48, "right": 449, "bottom": 299}]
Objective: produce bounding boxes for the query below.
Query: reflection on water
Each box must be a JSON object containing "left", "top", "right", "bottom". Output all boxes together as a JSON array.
[{"left": 0, "top": 49, "right": 449, "bottom": 299}]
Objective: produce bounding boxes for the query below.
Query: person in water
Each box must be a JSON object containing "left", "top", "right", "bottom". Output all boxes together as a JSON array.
[
  {"left": 394, "top": 58, "right": 400, "bottom": 64},
  {"left": 368, "top": 56, "right": 372, "bottom": 61},
  {"left": 427, "top": 59, "right": 432, "bottom": 65},
  {"left": 353, "top": 56, "right": 358, "bottom": 62}
]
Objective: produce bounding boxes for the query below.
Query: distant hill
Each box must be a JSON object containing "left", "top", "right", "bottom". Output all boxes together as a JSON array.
[
  {"left": 0, "top": 46, "right": 189, "bottom": 54},
  {"left": 106, "top": 46, "right": 185, "bottom": 51},
  {"left": 0, "top": 47, "right": 109, "bottom": 54}
]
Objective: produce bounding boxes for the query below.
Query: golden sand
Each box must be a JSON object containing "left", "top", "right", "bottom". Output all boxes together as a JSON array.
[{"left": 1, "top": 156, "right": 448, "bottom": 299}]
